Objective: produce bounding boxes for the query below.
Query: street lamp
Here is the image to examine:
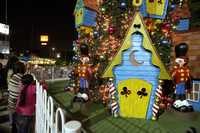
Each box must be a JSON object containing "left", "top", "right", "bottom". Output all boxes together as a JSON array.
[
  {"left": 56, "top": 53, "right": 61, "bottom": 58},
  {"left": 51, "top": 47, "right": 55, "bottom": 58}
]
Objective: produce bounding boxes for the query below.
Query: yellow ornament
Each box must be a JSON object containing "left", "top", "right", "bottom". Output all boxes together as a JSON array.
[{"left": 132, "top": 0, "right": 143, "bottom": 7}]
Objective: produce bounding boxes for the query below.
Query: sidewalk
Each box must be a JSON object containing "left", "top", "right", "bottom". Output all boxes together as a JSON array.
[
  {"left": 0, "top": 92, "right": 11, "bottom": 133},
  {"left": 0, "top": 94, "right": 10, "bottom": 133}
]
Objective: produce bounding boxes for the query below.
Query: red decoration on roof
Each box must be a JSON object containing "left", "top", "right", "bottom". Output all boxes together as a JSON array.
[{"left": 83, "top": 0, "right": 98, "bottom": 11}]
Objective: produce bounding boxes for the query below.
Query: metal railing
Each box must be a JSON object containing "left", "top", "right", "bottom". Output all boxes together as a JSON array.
[{"left": 29, "top": 65, "right": 72, "bottom": 81}]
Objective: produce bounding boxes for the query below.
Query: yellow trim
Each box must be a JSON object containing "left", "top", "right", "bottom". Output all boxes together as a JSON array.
[
  {"left": 78, "top": 26, "right": 93, "bottom": 34},
  {"left": 75, "top": 8, "right": 84, "bottom": 27},
  {"left": 102, "top": 12, "right": 171, "bottom": 80},
  {"left": 132, "top": 0, "right": 143, "bottom": 7},
  {"left": 74, "top": 0, "right": 82, "bottom": 14}
]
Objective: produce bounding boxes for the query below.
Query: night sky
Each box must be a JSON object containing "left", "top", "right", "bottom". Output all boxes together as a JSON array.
[{"left": 4, "top": 0, "right": 77, "bottom": 56}]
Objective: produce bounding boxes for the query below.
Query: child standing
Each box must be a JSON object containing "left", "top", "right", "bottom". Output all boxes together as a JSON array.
[{"left": 15, "top": 74, "right": 36, "bottom": 133}]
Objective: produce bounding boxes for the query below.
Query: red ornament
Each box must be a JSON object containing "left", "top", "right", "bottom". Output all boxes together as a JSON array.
[
  {"left": 108, "top": 26, "right": 115, "bottom": 34},
  {"left": 162, "top": 22, "right": 170, "bottom": 34},
  {"left": 76, "top": 39, "right": 80, "bottom": 44},
  {"left": 145, "top": 19, "right": 154, "bottom": 32},
  {"left": 172, "top": 15, "right": 180, "bottom": 22},
  {"left": 163, "top": 22, "right": 170, "bottom": 29}
]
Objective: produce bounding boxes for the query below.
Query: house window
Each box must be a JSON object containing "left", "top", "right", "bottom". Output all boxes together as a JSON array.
[{"left": 187, "top": 81, "right": 200, "bottom": 102}]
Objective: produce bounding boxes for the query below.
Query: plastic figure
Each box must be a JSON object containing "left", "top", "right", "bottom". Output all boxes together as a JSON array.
[
  {"left": 77, "top": 56, "right": 91, "bottom": 93},
  {"left": 171, "top": 43, "right": 191, "bottom": 100},
  {"left": 171, "top": 57, "right": 190, "bottom": 100}
]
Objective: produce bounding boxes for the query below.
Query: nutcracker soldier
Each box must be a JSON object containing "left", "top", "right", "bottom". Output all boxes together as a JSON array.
[
  {"left": 77, "top": 56, "right": 91, "bottom": 93},
  {"left": 171, "top": 43, "right": 191, "bottom": 101}
]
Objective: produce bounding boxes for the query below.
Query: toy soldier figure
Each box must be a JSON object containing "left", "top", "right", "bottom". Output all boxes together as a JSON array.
[{"left": 171, "top": 43, "right": 191, "bottom": 100}]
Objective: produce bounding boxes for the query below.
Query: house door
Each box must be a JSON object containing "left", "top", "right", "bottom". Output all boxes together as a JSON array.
[{"left": 118, "top": 78, "right": 152, "bottom": 118}]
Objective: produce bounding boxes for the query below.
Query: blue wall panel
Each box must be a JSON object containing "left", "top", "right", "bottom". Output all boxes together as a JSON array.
[
  {"left": 176, "top": 19, "right": 189, "bottom": 31},
  {"left": 83, "top": 9, "right": 97, "bottom": 27}
]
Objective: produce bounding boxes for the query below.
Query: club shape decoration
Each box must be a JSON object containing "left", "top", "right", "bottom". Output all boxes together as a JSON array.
[
  {"left": 121, "top": 87, "right": 131, "bottom": 97},
  {"left": 137, "top": 88, "right": 148, "bottom": 98}
]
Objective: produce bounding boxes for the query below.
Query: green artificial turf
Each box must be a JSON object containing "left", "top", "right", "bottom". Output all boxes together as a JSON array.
[
  {"left": 48, "top": 80, "right": 200, "bottom": 133},
  {"left": 158, "top": 110, "right": 200, "bottom": 133}
]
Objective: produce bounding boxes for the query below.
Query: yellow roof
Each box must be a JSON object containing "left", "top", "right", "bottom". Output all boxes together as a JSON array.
[{"left": 102, "top": 12, "right": 171, "bottom": 80}]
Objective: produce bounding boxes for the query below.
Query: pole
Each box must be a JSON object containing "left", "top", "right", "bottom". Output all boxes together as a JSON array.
[
  {"left": 5, "top": 0, "right": 9, "bottom": 56},
  {"left": 5, "top": 0, "right": 7, "bottom": 24}
]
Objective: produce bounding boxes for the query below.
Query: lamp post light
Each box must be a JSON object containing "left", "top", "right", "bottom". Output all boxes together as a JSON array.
[
  {"left": 56, "top": 53, "right": 61, "bottom": 58},
  {"left": 50, "top": 47, "right": 57, "bottom": 58}
]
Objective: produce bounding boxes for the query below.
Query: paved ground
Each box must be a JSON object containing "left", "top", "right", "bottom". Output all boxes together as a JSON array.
[
  {"left": 48, "top": 80, "right": 200, "bottom": 133},
  {"left": 0, "top": 94, "right": 11, "bottom": 133}
]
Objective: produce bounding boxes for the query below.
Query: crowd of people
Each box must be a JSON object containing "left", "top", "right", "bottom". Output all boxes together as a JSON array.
[{"left": 0, "top": 56, "right": 36, "bottom": 133}]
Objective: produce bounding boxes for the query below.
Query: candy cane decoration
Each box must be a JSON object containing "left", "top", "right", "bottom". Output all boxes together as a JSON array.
[
  {"left": 109, "top": 83, "right": 116, "bottom": 96},
  {"left": 152, "top": 83, "right": 163, "bottom": 120},
  {"left": 109, "top": 82, "right": 118, "bottom": 117},
  {"left": 155, "top": 85, "right": 162, "bottom": 99}
]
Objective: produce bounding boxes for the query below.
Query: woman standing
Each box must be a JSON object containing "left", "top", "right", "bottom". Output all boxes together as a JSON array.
[{"left": 15, "top": 74, "right": 36, "bottom": 133}]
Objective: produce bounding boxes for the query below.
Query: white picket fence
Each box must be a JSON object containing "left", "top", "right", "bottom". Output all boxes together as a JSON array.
[{"left": 35, "top": 81, "right": 82, "bottom": 133}]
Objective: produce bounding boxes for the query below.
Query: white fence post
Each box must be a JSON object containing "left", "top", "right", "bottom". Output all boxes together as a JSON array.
[
  {"left": 55, "top": 108, "right": 66, "bottom": 133},
  {"left": 35, "top": 80, "right": 82, "bottom": 133},
  {"left": 43, "top": 89, "right": 47, "bottom": 133},
  {"left": 47, "top": 96, "right": 54, "bottom": 133},
  {"left": 35, "top": 81, "right": 40, "bottom": 133}
]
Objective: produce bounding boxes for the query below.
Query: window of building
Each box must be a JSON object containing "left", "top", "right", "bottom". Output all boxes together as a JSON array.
[{"left": 187, "top": 81, "right": 200, "bottom": 102}]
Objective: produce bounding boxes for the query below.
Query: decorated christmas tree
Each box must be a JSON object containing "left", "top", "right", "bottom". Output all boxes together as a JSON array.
[{"left": 69, "top": 0, "right": 191, "bottom": 119}]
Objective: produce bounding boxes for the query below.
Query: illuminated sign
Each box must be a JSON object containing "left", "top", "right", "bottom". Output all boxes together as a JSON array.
[
  {"left": 0, "top": 23, "right": 9, "bottom": 35},
  {"left": 40, "top": 35, "right": 49, "bottom": 42},
  {"left": 0, "top": 41, "right": 10, "bottom": 54},
  {"left": 41, "top": 42, "right": 47, "bottom": 46}
]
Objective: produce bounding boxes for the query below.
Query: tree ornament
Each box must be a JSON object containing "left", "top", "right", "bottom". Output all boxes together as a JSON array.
[
  {"left": 93, "top": 30, "right": 99, "bottom": 38},
  {"left": 162, "top": 22, "right": 171, "bottom": 35},
  {"left": 172, "top": 15, "right": 180, "bottom": 22},
  {"left": 172, "top": 25, "right": 176, "bottom": 30},
  {"left": 108, "top": 26, "right": 115, "bottom": 34},
  {"left": 179, "top": 0, "right": 183, "bottom": 7},
  {"left": 160, "top": 38, "right": 170, "bottom": 45},
  {"left": 120, "top": 0, "right": 126, "bottom": 9},
  {"left": 101, "top": 7, "right": 106, "bottom": 12},
  {"left": 171, "top": 3, "right": 176, "bottom": 9},
  {"left": 80, "top": 43, "right": 89, "bottom": 54},
  {"left": 145, "top": 19, "right": 154, "bottom": 32},
  {"left": 100, "top": 55, "right": 105, "bottom": 60}
]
